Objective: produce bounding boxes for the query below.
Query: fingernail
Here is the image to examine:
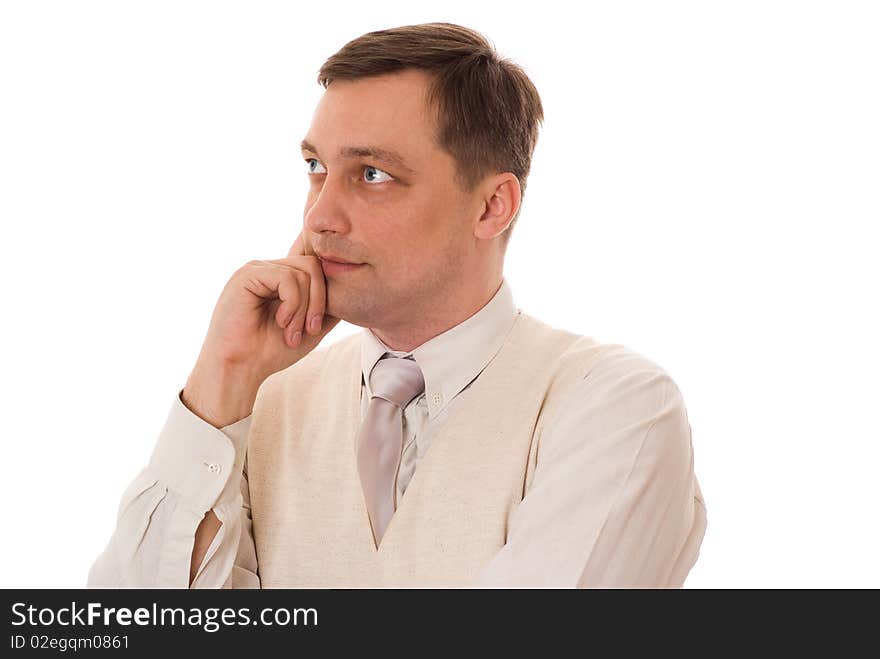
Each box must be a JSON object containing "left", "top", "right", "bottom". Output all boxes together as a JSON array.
[
  {"left": 291, "top": 330, "right": 302, "bottom": 345},
  {"left": 309, "top": 315, "right": 321, "bottom": 333}
]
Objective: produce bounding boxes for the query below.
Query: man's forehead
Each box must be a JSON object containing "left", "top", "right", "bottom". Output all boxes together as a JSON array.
[
  {"left": 303, "top": 74, "right": 442, "bottom": 172},
  {"left": 312, "top": 73, "right": 436, "bottom": 132}
]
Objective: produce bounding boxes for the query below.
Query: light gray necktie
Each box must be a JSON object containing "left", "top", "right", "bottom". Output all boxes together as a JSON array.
[{"left": 356, "top": 354, "right": 425, "bottom": 548}]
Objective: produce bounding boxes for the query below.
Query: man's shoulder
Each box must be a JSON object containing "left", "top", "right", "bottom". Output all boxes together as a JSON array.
[
  {"left": 562, "top": 340, "right": 686, "bottom": 424},
  {"left": 515, "top": 312, "right": 682, "bottom": 407},
  {"left": 519, "top": 312, "right": 673, "bottom": 376},
  {"left": 512, "top": 311, "right": 598, "bottom": 354},
  {"left": 514, "top": 312, "right": 627, "bottom": 372}
]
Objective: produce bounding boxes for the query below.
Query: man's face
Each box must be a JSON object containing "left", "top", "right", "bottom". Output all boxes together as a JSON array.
[{"left": 301, "top": 69, "right": 480, "bottom": 329}]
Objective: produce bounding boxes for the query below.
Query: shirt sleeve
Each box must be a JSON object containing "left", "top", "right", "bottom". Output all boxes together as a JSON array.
[
  {"left": 472, "top": 350, "right": 708, "bottom": 588},
  {"left": 86, "top": 389, "right": 259, "bottom": 588}
]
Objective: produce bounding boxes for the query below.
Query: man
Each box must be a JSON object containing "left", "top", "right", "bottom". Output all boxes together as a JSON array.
[{"left": 88, "top": 22, "right": 706, "bottom": 588}]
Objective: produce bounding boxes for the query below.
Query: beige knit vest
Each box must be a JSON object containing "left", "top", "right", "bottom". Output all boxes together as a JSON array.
[{"left": 246, "top": 311, "right": 621, "bottom": 587}]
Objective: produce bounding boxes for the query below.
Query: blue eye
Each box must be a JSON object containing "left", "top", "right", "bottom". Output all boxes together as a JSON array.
[
  {"left": 305, "top": 158, "right": 326, "bottom": 174},
  {"left": 363, "top": 166, "right": 393, "bottom": 184}
]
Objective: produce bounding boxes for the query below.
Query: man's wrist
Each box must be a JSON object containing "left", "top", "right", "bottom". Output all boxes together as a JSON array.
[{"left": 182, "top": 361, "right": 261, "bottom": 428}]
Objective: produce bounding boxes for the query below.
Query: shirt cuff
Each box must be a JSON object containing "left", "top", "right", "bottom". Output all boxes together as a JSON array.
[{"left": 146, "top": 388, "right": 253, "bottom": 514}]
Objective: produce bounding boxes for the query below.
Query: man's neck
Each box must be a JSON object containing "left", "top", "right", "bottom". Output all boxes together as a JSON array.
[{"left": 369, "top": 276, "right": 503, "bottom": 353}]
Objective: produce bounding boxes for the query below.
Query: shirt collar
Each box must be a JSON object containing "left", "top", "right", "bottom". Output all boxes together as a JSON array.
[{"left": 360, "top": 277, "right": 519, "bottom": 420}]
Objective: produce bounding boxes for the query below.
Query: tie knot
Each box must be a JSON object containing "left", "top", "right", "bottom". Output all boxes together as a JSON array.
[{"left": 368, "top": 355, "right": 425, "bottom": 409}]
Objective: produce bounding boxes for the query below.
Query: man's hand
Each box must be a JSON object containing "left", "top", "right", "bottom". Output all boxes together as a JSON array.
[{"left": 182, "top": 229, "right": 341, "bottom": 427}]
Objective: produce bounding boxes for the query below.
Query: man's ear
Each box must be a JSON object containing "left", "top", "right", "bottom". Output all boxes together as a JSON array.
[{"left": 475, "top": 173, "right": 521, "bottom": 241}]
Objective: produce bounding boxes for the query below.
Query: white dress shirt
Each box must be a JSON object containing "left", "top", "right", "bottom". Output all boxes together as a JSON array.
[{"left": 87, "top": 277, "right": 706, "bottom": 588}]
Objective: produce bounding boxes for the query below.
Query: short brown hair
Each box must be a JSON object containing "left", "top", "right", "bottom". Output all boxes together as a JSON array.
[{"left": 317, "top": 22, "right": 544, "bottom": 245}]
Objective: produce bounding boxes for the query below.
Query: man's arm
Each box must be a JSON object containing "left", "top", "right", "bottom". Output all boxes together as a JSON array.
[
  {"left": 87, "top": 389, "right": 258, "bottom": 588},
  {"left": 472, "top": 350, "right": 707, "bottom": 587},
  {"left": 89, "top": 228, "right": 338, "bottom": 588}
]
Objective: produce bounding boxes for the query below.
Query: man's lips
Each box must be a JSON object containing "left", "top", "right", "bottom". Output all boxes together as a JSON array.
[
  {"left": 316, "top": 253, "right": 366, "bottom": 276},
  {"left": 315, "top": 252, "right": 363, "bottom": 265}
]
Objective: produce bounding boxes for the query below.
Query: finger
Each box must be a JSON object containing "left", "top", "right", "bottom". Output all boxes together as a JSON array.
[
  {"left": 274, "top": 292, "right": 294, "bottom": 329},
  {"left": 238, "top": 261, "right": 315, "bottom": 348},
  {"left": 287, "top": 228, "right": 315, "bottom": 259},
  {"left": 286, "top": 291, "right": 308, "bottom": 349},
  {"left": 237, "top": 261, "right": 291, "bottom": 303},
  {"left": 303, "top": 259, "right": 327, "bottom": 335},
  {"left": 276, "top": 269, "right": 309, "bottom": 348},
  {"left": 261, "top": 267, "right": 301, "bottom": 327},
  {"left": 263, "top": 256, "right": 327, "bottom": 336}
]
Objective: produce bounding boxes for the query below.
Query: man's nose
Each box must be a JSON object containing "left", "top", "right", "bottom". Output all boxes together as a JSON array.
[{"left": 304, "top": 175, "right": 352, "bottom": 236}]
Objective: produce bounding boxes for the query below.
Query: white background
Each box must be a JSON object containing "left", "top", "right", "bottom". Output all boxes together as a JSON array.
[{"left": 1, "top": 1, "right": 877, "bottom": 588}]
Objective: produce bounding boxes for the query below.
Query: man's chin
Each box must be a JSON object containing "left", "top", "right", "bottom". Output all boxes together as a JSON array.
[
  {"left": 325, "top": 279, "right": 400, "bottom": 329},
  {"left": 325, "top": 297, "right": 375, "bottom": 329}
]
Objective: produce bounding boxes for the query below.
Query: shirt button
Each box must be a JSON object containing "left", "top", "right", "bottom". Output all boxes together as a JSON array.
[
  {"left": 432, "top": 393, "right": 444, "bottom": 406},
  {"left": 206, "top": 462, "right": 222, "bottom": 474}
]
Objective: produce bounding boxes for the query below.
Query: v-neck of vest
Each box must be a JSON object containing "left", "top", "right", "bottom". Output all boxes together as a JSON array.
[{"left": 350, "top": 312, "right": 528, "bottom": 552}]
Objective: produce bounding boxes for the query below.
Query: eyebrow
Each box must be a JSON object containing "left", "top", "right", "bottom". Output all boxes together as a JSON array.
[{"left": 300, "top": 139, "right": 416, "bottom": 175}]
